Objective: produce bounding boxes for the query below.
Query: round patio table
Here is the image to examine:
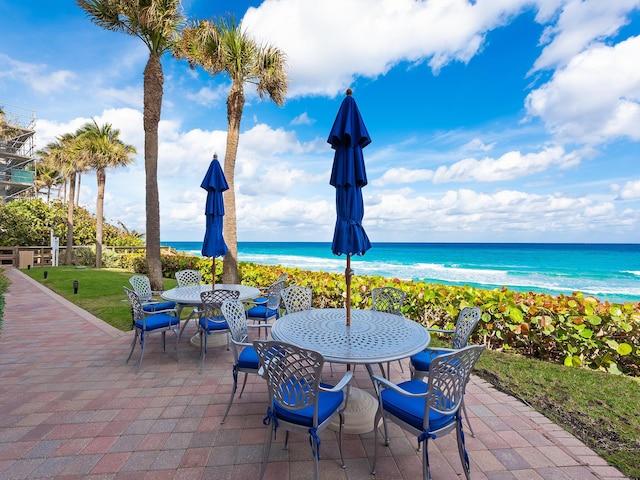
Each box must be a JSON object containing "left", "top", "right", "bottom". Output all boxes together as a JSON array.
[
  {"left": 271, "top": 308, "right": 430, "bottom": 434},
  {"left": 162, "top": 284, "right": 260, "bottom": 347}
]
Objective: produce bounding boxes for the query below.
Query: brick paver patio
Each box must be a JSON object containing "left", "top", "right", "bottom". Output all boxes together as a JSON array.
[{"left": 0, "top": 267, "right": 629, "bottom": 479}]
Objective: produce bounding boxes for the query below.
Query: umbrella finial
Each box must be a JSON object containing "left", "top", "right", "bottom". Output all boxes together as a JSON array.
[
  {"left": 213, "top": 152, "right": 218, "bottom": 160},
  {"left": 346, "top": 88, "right": 352, "bottom": 96}
]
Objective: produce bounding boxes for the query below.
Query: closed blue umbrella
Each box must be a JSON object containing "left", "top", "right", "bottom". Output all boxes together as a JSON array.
[
  {"left": 328, "top": 89, "right": 372, "bottom": 326},
  {"left": 201, "top": 153, "right": 229, "bottom": 287}
]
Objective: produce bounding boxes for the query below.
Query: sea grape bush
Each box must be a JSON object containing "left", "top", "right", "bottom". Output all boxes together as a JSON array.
[
  {"left": 121, "top": 253, "right": 640, "bottom": 376},
  {"left": 235, "top": 262, "right": 640, "bottom": 377}
]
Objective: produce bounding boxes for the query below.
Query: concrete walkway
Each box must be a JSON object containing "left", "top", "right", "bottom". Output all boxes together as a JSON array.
[{"left": 0, "top": 267, "right": 629, "bottom": 479}]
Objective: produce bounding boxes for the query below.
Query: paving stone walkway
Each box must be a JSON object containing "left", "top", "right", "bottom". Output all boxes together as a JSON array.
[{"left": 0, "top": 267, "right": 629, "bottom": 479}]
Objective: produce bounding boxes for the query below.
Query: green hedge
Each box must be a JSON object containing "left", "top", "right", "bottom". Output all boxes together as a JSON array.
[{"left": 120, "top": 252, "right": 640, "bottom": 377}]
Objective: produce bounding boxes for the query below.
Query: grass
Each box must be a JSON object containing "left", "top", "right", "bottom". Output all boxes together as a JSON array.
[{"left": 16, "top": 266, "right": 640, "bottom": 479}]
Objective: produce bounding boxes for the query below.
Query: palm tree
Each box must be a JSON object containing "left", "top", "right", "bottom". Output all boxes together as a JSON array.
[
  {"left": 38, "top": 133, "right": 84, "bottom": 265},
  {"left": 174, "top": 16, "right": 288, "bottom": 283},
  {"left": 34, "top": 162, "right": 64, "bottom": 202},
  {"left": 77, "top": 120, "right": 136, "bottom": 268},
  {"left": 77, "top": 0, "right": 184, "bottom": 289}
]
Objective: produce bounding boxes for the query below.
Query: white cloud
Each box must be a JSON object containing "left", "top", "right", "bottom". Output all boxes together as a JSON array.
[
  {"left": 373, "top": 146, "right": 578, "bottom": 186},
  {"left": 459, "top": 138, "right": 495, "bottom": 153},
  {"left": 290, "top": 112, "right": 314, "bottom": 126},
  {"left": 615, "top": 180, "right": 640, "bottom": 200},
  {"left": 0, "top": 53, "right": 76, "bottom": 94},
  {"left": 525, "top": 35, "right": 640, "bottom": 144},
  {"left": 532, "top": 0, "right": 640, "bottom": 72},
  {"left": 242, "top": 0, "right": 533, "bottom": 97}
]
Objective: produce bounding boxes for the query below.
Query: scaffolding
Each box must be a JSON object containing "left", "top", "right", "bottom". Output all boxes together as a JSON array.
[{"left": 0, "top": 103, "right": 36, "bottom": 201}]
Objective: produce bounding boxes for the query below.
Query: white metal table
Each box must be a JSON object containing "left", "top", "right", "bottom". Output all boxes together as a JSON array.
[
  {"left": 271, "top": 308, "right": 430, "bottom": 366},
  {"left": 271, "top": 308, "right": 430, "bottom": 434},
  {"left": 162, "top": 284, "right": 260, "bottom": 346}
]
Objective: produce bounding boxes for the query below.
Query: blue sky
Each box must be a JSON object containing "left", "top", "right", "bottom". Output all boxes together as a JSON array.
[{"left": 1, "top": 0, "right": 639, "bottom": 244}]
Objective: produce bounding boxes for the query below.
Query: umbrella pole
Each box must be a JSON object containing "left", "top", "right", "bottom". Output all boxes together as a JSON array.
[
  {"left": 345, "top": 255, "right": 352, "bottom": 327},
  {"left": 211, "top": 258, "right": 216, "bottom": 289}
]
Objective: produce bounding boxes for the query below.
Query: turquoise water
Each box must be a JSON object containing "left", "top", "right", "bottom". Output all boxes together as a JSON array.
[{"left": 161, "top": 241, "right": 640, "bottom": 303}]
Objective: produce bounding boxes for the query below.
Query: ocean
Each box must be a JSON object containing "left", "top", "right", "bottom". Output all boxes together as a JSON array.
[{"left": 161, "top": 241, "right": 640, "bottom": 304}]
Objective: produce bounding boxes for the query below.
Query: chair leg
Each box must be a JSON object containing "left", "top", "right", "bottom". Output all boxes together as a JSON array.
[
  {"left": 338, "top": 412, "right": 346, "bottom": 469},
  {"left": 456, "top": 415, "right": 471, "bottom": 480},
  {"left": 371, "top": 410, "right": 381, "bottom": 474},
  {"left": 221, "top": 366, "right": 238, "bottom": 424},
  {"left": 126, "top": 329, "right": 138, "bottom": 364},
  {"left": 136, "top": 334, "right": 145, "bottom": 375},
  {"left": 199, "top": 328, "right": 207, "bottom": 374},
  {"left": 461, "top": 399, "right": 476, "bottom": 438},
  {"left": 258, "top": 424, "right": 274, "bottom": 480},
  {"left": 239, "top": 372, "right": 249, "bottom": 397},
  {"left": 422, "top": 436, "right": 432, "bottom": 480}
]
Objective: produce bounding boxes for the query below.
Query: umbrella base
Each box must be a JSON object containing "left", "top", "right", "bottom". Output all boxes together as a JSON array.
[{"left": 329, "top": 386, "right": 380, "bottom": 434}]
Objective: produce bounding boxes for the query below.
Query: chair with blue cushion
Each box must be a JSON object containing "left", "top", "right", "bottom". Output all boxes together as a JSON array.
[
  {"left": 175, "top": 269, "right": 202, "bottom": 286},
  {"left": 254, "top": 340, "right": 353, "bottom": 480},
  {"left": 198, "top": 289, "right": 240, "bottom": 373},
  {"left": 128, "top": 275, "right": 176, "bottom": 318},
  {"left": 410, "top": 306, "right": 482, "bottom": 436},
  {"left": 371, "top": 345, "right": 485, "bottom": 480},
  {"left": 280, "top": 285, "right": 313, "bottom": 315},
  {"left": 220, "top": 299, "right": 266, "bottom": 424},
  {"left": 371, "top": 286, "right": 407, "bottom": 376},
  {"left": 245, "top": 279, "right": 286, "bottom": 337},
  {"left": 124, "top": 287, "right": 180, "bottom": 374}
]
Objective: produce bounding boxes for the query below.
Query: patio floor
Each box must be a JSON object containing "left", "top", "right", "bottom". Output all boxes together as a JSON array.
[{"left": 0, "top": 267, "right": 629, "bottom": 480}]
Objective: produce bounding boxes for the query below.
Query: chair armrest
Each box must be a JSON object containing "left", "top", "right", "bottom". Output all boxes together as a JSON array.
[
  {"left": 424, "top": 346, "right": 456, "bottom": 354},
  {"left": 320, "top": 370, "right": 354, "bottom": 393},
  {"left": 247, "top": 323, "right": 272, "bottom": 335},
  {"left": 426, "top": 327, "right": 455, "bottom": 334},
  {"left": 371, "top": 375, "right": 429, "bottom": 398}
]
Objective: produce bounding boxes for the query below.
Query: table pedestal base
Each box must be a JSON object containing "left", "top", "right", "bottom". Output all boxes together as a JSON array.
[
  {"left": 189, "top": 332, "right": 228, "bottom": 348},
  {"left": 329, "top": 387, "right": 380, "bottom": 435}
]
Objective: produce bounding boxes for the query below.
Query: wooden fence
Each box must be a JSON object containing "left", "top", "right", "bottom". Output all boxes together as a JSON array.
[{"left": 0, "top": 246, "right": 155, "bottom": 268}]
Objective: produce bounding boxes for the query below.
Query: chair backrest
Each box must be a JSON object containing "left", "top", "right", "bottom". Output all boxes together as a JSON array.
[
  {"left": 371, "top": 286, "right": 406, "bottom": 316},
  {"left": 200, "top": 289, "right": 240, "bottom": 322},
  {"left": 426, "top": 345, "right": 485, "bottom": 420},
  {"left": 265, "top": 279, "right": 287, "bottom": 310},
  {"left": 254, "top": 340, "right": 324, "bottom": 417},
  {"left": 176, "top": 269, "right": 202, "bottom": 287},
  {"left": 129, "top": 275, "right": 153, "bottom": 303},
  {"left": 280, "top": 286, "right": 312, "bottom": 314},
  {"left": 222, "top": 299, "right": 250, "bottom": 345},
  {"left": 451, "top": 307, "right": 482, "bottom": 349},
  {"left": 124, "top": 287, "right": 144, "bottom": 323}
]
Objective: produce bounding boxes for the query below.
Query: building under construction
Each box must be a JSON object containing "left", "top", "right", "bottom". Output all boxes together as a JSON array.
[{"left": 0, "top": 104, "right": 36, "bottom": 201}]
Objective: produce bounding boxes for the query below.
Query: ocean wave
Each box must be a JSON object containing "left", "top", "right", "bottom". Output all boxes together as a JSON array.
[{"left": 164, "top": 241, "right": 640, "bottom": 302}]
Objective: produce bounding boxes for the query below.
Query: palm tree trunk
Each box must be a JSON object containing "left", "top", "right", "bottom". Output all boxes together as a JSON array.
[
  {"left": 222, "top": 83, "right": 244, "bottom": 284},
  {"left": 95, "top": 167, "right": 106, "bottom": 269},
  {"left": 143, "top": 54, "right": 164, "bottom": 291},
  {"left": 65, "top": 172, "right": 76, "bottom": 265},
  {"left": 75, "top": 172, "right": 82, "bottom": 206}
]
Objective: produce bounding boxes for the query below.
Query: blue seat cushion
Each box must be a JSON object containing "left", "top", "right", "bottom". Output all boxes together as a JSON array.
[
  {"left": 199, "top": 316, "right": 229, "bottom": 332},
  {"left": 246, "top": 304, "right": 279, "bottom": 320},
  {"left": 237, "top": 347, "right": 259, "bottom": 369},
  {"left": 142, "top": 301, "right": 176, "bottom": 312},
  {"left": 274, "top": 381, "right": 344, "bottom": 427},
  {"left": 381, "top": 380, "right": 455, "bottom": 432},
  {"left": 136, "top": 313, "right": 179, "bottom": 331},
  {"left": 410, "top": 349, "right": 444, "bottom": 372}
]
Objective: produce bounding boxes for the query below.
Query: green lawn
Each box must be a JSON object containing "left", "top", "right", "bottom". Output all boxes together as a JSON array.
[{"left": 15, "top": 266, "right": 640, "bottom": 479}]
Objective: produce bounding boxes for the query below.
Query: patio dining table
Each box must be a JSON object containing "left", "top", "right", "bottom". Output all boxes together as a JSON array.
[
  {"left": 161, "top": 284, "right": 260, "bottom": 347},
  {"left": 271, "top": 308, "right": 430, "bottom": 433}
]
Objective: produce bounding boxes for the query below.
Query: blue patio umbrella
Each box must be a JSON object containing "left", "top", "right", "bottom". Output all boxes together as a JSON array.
[
  {"left": 328, "top": 89, "right": 372, "bottom": 326},
  {"left": 201, "top": 153, "right": 229, "bottom": 287}
]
